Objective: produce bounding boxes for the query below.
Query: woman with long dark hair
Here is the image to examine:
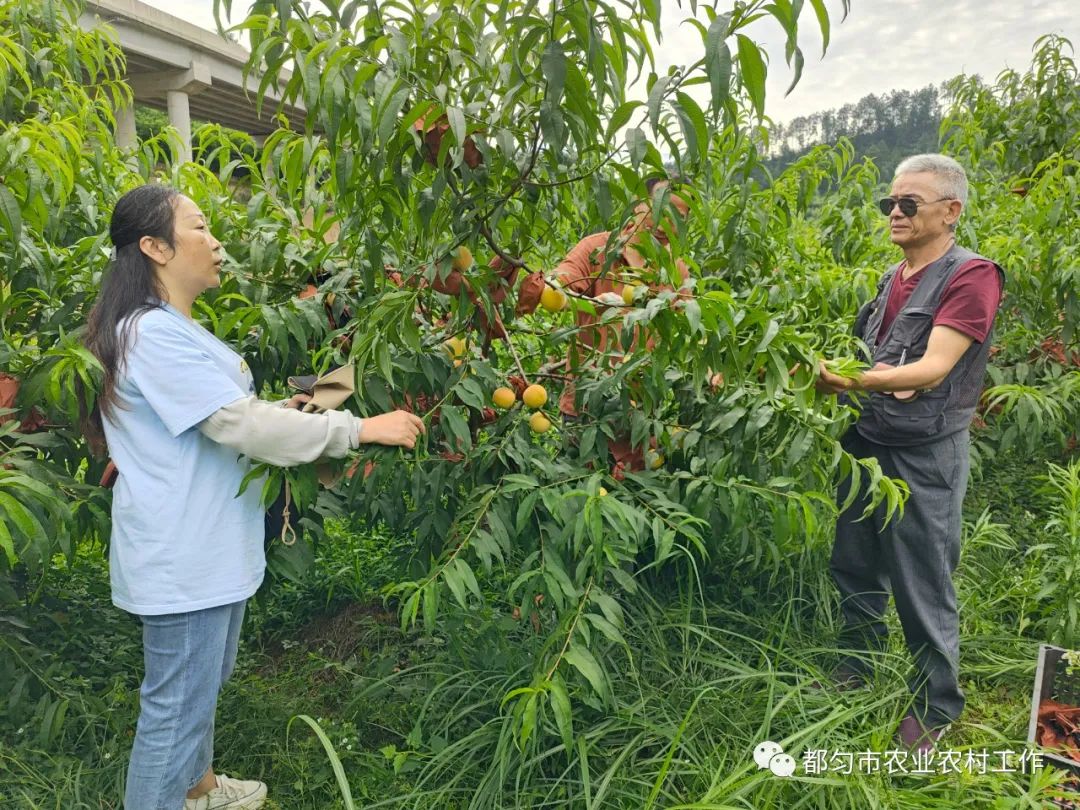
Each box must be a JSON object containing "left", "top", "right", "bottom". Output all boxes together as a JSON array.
[{"left": 83, "top": 184, "right": 424, "bottom": 810}]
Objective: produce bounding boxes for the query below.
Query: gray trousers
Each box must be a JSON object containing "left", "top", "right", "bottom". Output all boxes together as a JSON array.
[{"left": 830, "top": 427, "right": 970, "bottom": 726}]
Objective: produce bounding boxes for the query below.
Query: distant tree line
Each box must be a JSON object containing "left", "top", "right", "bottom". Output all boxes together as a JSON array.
[{"left": 766, "top": 85, "right": 942, "bottom": 179}]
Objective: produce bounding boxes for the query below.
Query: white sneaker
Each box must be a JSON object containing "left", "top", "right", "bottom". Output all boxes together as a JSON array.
[{"left": 183, "top": 773, "right": 268, "bottom": 809}]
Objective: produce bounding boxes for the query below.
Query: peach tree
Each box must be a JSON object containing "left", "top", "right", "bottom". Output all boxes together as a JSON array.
[
  {"left": 0, "top": 0, "right": 925, "bottom": 763},
  {"left": 203, "top": 0, "right": 908, "bottom": 751}
]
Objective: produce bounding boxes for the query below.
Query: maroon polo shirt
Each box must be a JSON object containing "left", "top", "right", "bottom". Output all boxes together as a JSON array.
[{"left": 878, "top": 259, "right": 1003, "bottom": 344}]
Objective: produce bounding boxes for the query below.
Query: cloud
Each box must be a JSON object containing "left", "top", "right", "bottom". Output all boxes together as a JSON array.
[
  {"left": 160, "top": 0, "right": 217, "bottom": 30},
  {"left": 732, "top": 0, "right": 1080, "bottom": 122}
]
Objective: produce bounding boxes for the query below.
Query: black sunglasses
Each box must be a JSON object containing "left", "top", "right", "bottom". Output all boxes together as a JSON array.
[{"left": 878, "top": 196, "right": 953, "bottom": 217}]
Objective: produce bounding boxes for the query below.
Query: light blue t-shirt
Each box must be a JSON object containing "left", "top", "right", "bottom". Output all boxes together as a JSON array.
[{"left": 102, "top": 304, "right": 265, "bottom": 615}]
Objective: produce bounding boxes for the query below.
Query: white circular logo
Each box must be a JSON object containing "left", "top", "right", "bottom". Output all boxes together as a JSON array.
[
  {"left": 753, "top": 741, "right": 783, "bottom": 769},
  {"left": 769, "top": 752, "right": 797, "bottom": 778},
  {"left": 754, "top": 741, "right": 797, "bottom": 778}
]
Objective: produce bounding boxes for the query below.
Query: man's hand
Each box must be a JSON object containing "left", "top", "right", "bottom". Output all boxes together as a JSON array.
[
  {"left": 358, "top": 410, "right": 426, "bottom": 448},
  {"left": 816, "top": 361, "right": 853, "bottom": 395},
  {"left": 818, "top": 327, "right": 974, "bottom": 397},
  {"left": 816, "top": 361, "right": 913, "bottom": 398}
]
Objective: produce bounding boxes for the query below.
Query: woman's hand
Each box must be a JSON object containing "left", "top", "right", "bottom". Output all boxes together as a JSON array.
[
  {"left": 358, "top": 410, "right": 426, "bottom": 448},
  {"left": 284, "top": 393, "right": 312, "bottom": 410}
]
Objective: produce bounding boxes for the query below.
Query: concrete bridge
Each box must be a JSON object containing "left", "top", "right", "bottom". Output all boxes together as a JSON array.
[{"left": 80, "top": 0, "right": 304, "bottom": 162}]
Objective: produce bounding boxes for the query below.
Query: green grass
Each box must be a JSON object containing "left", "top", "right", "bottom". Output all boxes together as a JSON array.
[{"left": 1, "top": 448, "right": 1077, "bottom": 808}]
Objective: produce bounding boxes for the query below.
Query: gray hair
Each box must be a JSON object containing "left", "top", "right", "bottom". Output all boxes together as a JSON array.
[{"left": 894, "top": 153, "right": 969, "bottom": 207}]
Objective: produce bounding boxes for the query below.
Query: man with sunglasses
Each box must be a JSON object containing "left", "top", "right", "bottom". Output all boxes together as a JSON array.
[{"left": 816, "top": 154, "right": 1004, "bottom": 753}]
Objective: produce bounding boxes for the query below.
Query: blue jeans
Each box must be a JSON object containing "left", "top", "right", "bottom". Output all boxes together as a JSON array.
[{"left": 124, "top": 600, "right": 246, "bottom": 810}]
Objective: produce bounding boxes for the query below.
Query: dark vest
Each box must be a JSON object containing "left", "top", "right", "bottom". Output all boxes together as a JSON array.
[{"left": 853, "top": 243, "right": 1005, "bottom": 447}]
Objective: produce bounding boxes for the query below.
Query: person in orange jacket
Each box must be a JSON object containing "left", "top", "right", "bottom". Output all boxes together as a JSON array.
[{"left": 518, "top": 178, "right": 692, "bottom": 477}]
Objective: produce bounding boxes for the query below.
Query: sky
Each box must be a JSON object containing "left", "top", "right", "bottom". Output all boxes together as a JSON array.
[{"left": 152, "top": 0, "right": 1078, "bottom": 125}]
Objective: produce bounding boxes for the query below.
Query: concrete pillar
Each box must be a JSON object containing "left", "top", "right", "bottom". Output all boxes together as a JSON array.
[
  {"left": 167, "top": 89, "right": 192, "bottom": 164},
  {"left": 116, "top": 102, "right": 137, "bottom": 150}
]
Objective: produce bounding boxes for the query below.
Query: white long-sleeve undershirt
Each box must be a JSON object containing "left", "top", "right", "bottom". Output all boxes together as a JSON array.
[{"left": 197, "top": 395, "right": 362, "bottom": 467}]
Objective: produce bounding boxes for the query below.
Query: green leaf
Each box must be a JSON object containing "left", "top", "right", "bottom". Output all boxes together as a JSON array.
[
  {"left": 785, "top": 45, "right": 805, "bottom": 96},
  {"left": 515, "top": 489, "right": 540, "bottom": 534},
  {"left": 753, "top": 320, "right": 780, "bottom": 353},
  {"left": 38, "top": 698, "right": 68, "bottom": 747},
  {"left": 519, "top": 693, "right": 538, "bottom": 749},
  {"left": 502, "top": 474, "right": 540, "bottom": 491},
  {"left": 710, "top": 406, "right": 746, "bottom": 434},
  {"left": 674, "top": 92, "right": 707, "bottom": 164},
  {"left": 563, "top": 643, "right": 607, "bottom": 700},
  {"left": 377, "top": 83, "right": 410, "bottom": 145},
  {"left": 606, "top": 100, "right": 642, "bottom": 142},
  {"left": 542, "top": 42, "right": 567, "bottom": 106},
  {"left": 446, "top": 105, "right": 466, "bottom": 150},
  {"left": 265, "top": 534, "right": 315, "bottom": 583},
  {"left": 301, "top": 53, "right": 321, "bottom": 109},
  {"left": 646, "top": 75, "right": 668, "bottom": 134},
  {"left": 441, "top": 404, "right": 471, "bottom": 452},
  {"left": 655, "top": 528, "right": 676, "bottom": 562},
  {"left": 539, "top": 97, "right": 568, "bottom": 153},
  {"left": 0, "top": 184, "right": 22, "bottom": 246},
  {"left": 443, "top": 559, "right": 468, "bottom": 608},
  {"left": 808, "top": 0, "right": 832, "bottom": 55},
  {"left": 455, "top": 558, "right": 482, "bottom": 600},
  {"left": 0, "top": 519, "right": 14, "bottom": 567},
  {"left": 400, "top": 589, "right": 421, "bottom": 630},
  {"left": 736, "top": 34, "right": 767, "bottom": 118},
  {"left": 422, "top": 580, "right": 439, "bottom": 631},
  {"left": 589, "top": 588, "right": 624, "bottom": 627},
  {"left": 626, "top": 127, "right": 647, "bottom": 168},
  {"left": 681, "top": 297, "right": 702, "bottom": 334},
  {"left": 455, "top": 375, "right": 487, "bottom": 410},
  {"left": 547, "top": 674, "right": 574, "bottom": 753},
  {"left": 585, "top": 612, "right": 625, "bottom": 644},
  {"left": 0, "top": 491, "right": 44, "bottom": 545},
  {"left": 704, "top": 14, "right": 732, "bottom": 111}
]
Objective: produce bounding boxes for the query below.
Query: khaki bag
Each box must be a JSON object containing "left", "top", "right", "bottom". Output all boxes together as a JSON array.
[
  {"left": 287, "top": 363, "right": 355, "bottom": 414},
  {"left": 267, "top": 364, "right": 356, "bottom": 545}
]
